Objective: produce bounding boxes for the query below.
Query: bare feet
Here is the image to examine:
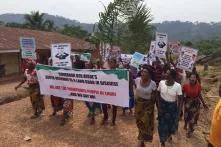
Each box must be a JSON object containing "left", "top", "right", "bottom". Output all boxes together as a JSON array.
[
  {"left": 184, "top": 123, "right": 187, "bottom": 130},
  {"left": 186, "top": 131, "right": 192, "bottom": 138},
  {"left": 51, "top": 111, "right": 56, "bottom": 116},
  {"left": 129, "top": 109, "right": 133, "bottom": 115},
  {"left": 138, "top": 141, "right": 145, "bottom": 147},
  {"left": 160, "top": 142, "right": 165, "bottom": 147},
  {"left": 90, "top": 117, "right": 95, "bottom": 125},
  {"left": 60, "top": 119, "right": 66, "bottom": 126},
  {"left": 100, "top": 119, "right": 108, "bottom": 126},
  {"left": 30, "top": 114, "right": 39, "bottom": 119},
  {"left": 110, "top": 121, "right": 116, "bottom": 126}
]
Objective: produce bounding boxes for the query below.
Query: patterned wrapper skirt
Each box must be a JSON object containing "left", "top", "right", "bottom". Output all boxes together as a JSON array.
[
  {"left": 158, "top": 98, "right": 178, "bottom": 143},
  {"left": 29, "top": 85, "right": 45, "bottom": 112},
  {"left": 184, "top": 98, "right": 200, "bottom": 129},
  {"left": 135, "top": 96, "right": 155, "bottom": 142},
  {"left": 51, "top": 96, "right": 64, "bottom": 112}
]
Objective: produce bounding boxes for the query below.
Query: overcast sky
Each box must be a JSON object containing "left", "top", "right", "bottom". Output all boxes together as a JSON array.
[{"left": 0, "top": 0, "right": 220, "bottom": 23}]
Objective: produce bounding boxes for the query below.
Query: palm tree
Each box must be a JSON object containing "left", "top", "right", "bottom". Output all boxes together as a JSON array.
[
  {"left": 24, "top": 11, "right": 55, "bottom": 31},
  {"left": 126, "top": 4, "right": 154, "bottom": 53},
  {"left": 24, "top": 11, "right": 45, "bottom": 30}
]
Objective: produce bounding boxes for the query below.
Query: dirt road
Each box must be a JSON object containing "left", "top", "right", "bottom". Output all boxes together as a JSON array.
[
  {"left": 0, "top": 97, "right": 211, "bottom": 147},
  {"left": 0, "top": 65, "right": 219, "bottom": 147}
]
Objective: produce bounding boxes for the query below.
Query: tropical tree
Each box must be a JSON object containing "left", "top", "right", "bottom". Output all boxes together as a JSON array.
[
  {"left": 126, "top": 4, "right": 154, "bottom": 53},
  {"left": 24, "top": 11, "right": 45, "bottom": 30},
  {"left": 61, "top": 24, "right": 89, "bottom": 39},
  {"left": 24, "top": 11, "right": 55, "bottom": 31},
  {"left": 97, "top": 0, "right": 154, "bottom": 54},
  {"left": 97, "top": 1, "right": 120, "bottom": 48}
]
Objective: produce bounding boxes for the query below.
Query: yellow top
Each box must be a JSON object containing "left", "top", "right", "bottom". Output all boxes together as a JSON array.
[{"left": 209, "top": 98, "right": 221, "bottom": 147}]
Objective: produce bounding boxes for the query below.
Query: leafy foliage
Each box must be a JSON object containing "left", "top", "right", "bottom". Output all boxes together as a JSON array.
[
  {"left": 24, "top": 11, "right": 55, "bottom": 31},
  {"left": 61, "top": 24, "right": 89, "bottom": 39},
  {"left": 97, "top": 0, "right": 154, "bottom": 53},
  {"left": 182, "top": 38, "right": 221, "bottom": 55}
]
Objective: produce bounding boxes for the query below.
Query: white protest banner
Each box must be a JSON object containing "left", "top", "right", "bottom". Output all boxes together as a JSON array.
[
  {"left": 177, "top": 46, "right": 198, "bottom": 72},
  {"left": 36, "top": 64, "right": 129, "bottom": 107},
  {"left": 51, "top": 43, "right": 72, "bottom": 68},
  {"left": 20, "top": 37, "right": 37, "bottom": 59},
  {"left": 80, "top": 53, "right": 91, "bottom": 62},
  {"left": 130, "top": 52, "right": 144, "bottom": 69},
  {"left": 155, "top": 32, "right": 168, "bottom": 58}
]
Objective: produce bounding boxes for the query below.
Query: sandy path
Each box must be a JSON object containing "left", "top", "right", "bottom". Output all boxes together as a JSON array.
[{"left": 0, "top": 97, "right": 208, "bottom": 147}]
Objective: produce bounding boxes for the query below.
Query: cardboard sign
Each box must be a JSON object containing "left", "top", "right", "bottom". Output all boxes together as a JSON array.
[
  {"left": 20, "top": 37, "right": 36, "bottom": 59},
  {"left": 51, "top": 43, "right": 72, "bottom": 68},
  {"left": 155, "top": 33, "right": 168, "bottom": 58},
  {"left": 177, "top": 47, "right": 198, "bottom": 72}
]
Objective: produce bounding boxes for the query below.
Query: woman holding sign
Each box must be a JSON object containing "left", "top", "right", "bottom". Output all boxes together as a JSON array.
[
  {"left": 134, "top": 67, "right": 157, "bottom": 147},
  {"left": 15, "top": 61, "right": 45, "bottom": 119},
  {"left": 157, "top": 69, "right": 183, "bottom": 147}
]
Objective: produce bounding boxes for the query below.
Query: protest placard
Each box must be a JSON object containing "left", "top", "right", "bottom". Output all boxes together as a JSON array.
[
  {"left": 177, "top": 46, "right": 198, "bottom": 72},
  {"left": 51, "top": 43, "right": 72, "bottom": 68},
  {"left": 130, "top": 52, "right": 144, "bottom": 69},
  {"left": 36, "top": 64, "right": 129, "bottom": 107},
  {"left": 121, "top": 54, "right": 132, "bottom": 63},
  {"left": 80, "top": 53, "right": 91, "bottom": 62},
  {"left": 148, "top": 41, "right": 156, "bottom": 65},
  {"left": 155, "top": 33, "right": 168, "bottom": 58},
  {"left": 106, "top": 46, "right": 121, "bottom": 63},
  {"left": 20, "top": 37, "right": 36, "bottom": 59},
  {"left": 169, "top": 41, "right": 181, "bottom": 56}
]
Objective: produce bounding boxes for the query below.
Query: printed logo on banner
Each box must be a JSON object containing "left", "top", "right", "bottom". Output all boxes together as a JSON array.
[
  {"left": 155, "top": 33, "right": 168, "bottom": 59},
  {"left": 51, "top": 43, "right": 72, "bottom": 68},
  {"left": 20, "top": 37, "right": 37, "bottom": 59},
  {"left": 177, "top": 47, "right": 198, "bottom": 72}
]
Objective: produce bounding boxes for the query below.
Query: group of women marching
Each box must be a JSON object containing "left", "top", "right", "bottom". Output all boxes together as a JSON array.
[
  {"left": 15, "top": 55, "right": 211, "bottom": 147},
  {"left": 133, "top": 57, "right": 209, "bottom": 147}
]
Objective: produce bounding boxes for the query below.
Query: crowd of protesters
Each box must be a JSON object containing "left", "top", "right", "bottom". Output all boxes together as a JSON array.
[{"left": 15, "top": 53, "right": 221, "bottom": 147}]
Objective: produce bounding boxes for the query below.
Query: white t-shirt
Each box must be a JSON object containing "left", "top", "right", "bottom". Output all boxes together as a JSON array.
[
  {"left": 157, "top": 80, "right": 182, "bottom": 102},
  {"left": 135, "top": 78, "right": 157, "bottom": 100}
]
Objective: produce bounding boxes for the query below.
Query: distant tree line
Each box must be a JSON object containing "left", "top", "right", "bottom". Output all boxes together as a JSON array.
[
  {"left": 2, "top": 10, "right": 221, "bottom": 55},
  {"left": 3, "top": 11, "right": 89, "bottom": 39},
  {"left": 182, "top": 39, "right": 221, "bottom": 55}
]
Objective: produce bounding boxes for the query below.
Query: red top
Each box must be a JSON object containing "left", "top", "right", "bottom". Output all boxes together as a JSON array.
[{"left": 183, "top": 82, "right": 202, "bottom": 98}]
